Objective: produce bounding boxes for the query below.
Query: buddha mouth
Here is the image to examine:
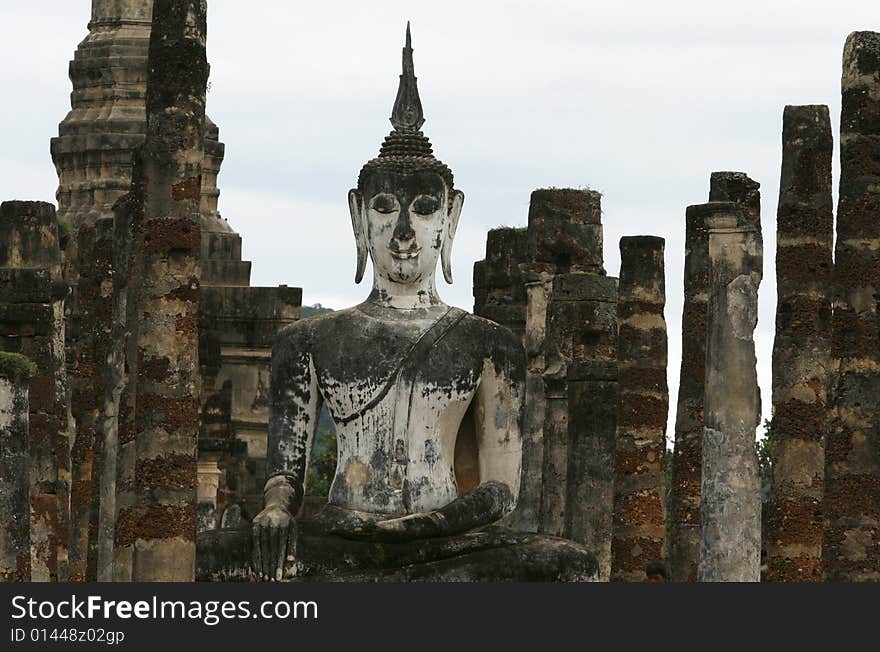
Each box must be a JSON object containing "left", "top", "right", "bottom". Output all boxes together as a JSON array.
[{"left": 390, "top": 248, "right": 421, "bottom": 260}]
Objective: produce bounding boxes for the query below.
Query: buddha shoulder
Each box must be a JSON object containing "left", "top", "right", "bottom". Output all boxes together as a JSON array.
[
  {"left": 272, "top": 308, "right": 364, "bottom": 348},
  {"left": 448, "top": 313, "right": 525, "bottom": 373}
]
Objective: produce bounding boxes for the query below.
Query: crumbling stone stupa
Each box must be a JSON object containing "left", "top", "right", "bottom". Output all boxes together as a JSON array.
[
  {"left": 700, "top": 204, "right": 763, "bottom": 582},
  {"left": 611, "top": 236, "right": 667, "bottom": 583},
  {"left": 823, "top": 31, "right": 880, "bottom": 582},
  {"left": 51, "top": 1, "right": 154, "bottom": 232},
  {"left": 767, "top": 105, "right": 833, "bottom": 582}
]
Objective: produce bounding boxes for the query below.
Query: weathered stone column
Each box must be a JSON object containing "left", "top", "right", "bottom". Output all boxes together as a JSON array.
[
  {"left": 527, "top": 189, "right": 609, "bottom": 544},
  {"left": 699, "top": 204, "right": 763, "bottom": 582},
  {"left": 767, "top": 105, "right": 833, "bottom": 582},
  {"left": 611, "top": 237, "right": 667, "bottom": 582},
  {"left": 823, "top": 31, "right": 880, "bottom": 582},
  {"left": 68, "top": 218, "right": 116, "bottom": 582},
  {"left": 0, "top": 201, "right": 69, "bottom": 582},
  {"left": 473, "top": 227, "right": 528, "bottom": 341},
  {"left": 107, "top": 185, "right": 140, "bottom": 581},
  {"left": 117, "top": 0, "right": 208, "bottom": 582},
  {"left": 510, "top": 269, "right": 550, "bottom": 533},
  {"left": 709, "top": 172, "right": 761, "bottom": 224},
  {"left": 668, "top": 204, "right": 710, "bottom": 582},
  {"left": 473, "top": 227, "right": 533, "bottom": 530},
  {"left": 667, "top": 171, "right": 761, "bottom": 581},
  {"left": 0, "top": 355, "right": 32, "bottom": 582},
  {"left": 560, "top": 275, "right": 618, "bottom": 581}
]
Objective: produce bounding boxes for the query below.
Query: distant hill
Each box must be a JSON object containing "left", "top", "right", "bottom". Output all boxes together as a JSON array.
[{"left": 301, "top": 303, "right": 334, "bottom": 318}]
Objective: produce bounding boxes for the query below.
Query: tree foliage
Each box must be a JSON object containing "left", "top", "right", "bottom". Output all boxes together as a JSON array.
[{"left": 306, "top": 427, "right": 338, "bottom": 497}]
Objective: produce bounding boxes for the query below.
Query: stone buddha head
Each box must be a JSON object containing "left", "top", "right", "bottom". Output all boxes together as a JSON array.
[{"left": 348, "top": 24, "right": 465, "bottom": 290}]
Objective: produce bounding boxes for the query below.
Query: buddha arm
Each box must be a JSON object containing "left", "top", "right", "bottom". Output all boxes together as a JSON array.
[
  {"left": 372, "top": 344, "right": 526, "bottom": 541},
  {"left": 264, "top": 326, "right": 322, "bottom": 516}
]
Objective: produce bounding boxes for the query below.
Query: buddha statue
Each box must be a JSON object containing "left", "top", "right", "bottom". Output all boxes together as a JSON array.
[{"left": 198, "top": 25, "right": 597, "bottom": 581}]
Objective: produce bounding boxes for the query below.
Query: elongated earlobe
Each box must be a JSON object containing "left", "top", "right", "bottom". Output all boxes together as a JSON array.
[
  {"left": 441, "top": 190, "right": 465, "bottom": 284},
  {"left": 349, "top": 189, "right": 368, "bottom": 284}
]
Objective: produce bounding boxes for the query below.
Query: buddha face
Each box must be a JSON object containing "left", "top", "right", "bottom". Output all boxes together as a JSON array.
[{"left": 349, "top": 169, "right": 464, "bottom": 287}]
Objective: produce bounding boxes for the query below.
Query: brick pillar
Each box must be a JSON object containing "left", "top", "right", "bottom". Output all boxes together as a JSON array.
[
  {"left": 668, "top": 203, "right": 710, "bottom": 582},
  {"left": 69, "top": 218, "right": 116, "bottom": 581},
  {"left": 767, "top": 105, "right": 833, "bottom": 581},
  {"left": 0, "top": 356, "right": 32, "bottom": 582},
  {"left": 109, "top": 186, "right": 141, "bottom": 582},
  {"left": 114, "top": 0, "right": 208, "bottom": 582},
  {"left": 558, "top": 274, "right": 618, "bottom": 581},
  {"left": 823, "top": 31, "right": 880, "bottom": 582},
  {"left": 699, "top": 205, "right": 763, "bottom": 582},
  {"left": 611, "top": 237, "right": 668, "bottom": 582}
]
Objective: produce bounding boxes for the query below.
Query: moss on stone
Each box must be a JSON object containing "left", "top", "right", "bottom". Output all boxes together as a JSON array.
[{"left": 0, "top": 352, "right": 35, "bottom": 384}]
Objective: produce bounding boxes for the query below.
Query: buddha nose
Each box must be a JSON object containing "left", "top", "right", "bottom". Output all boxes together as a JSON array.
[{"left": 392, "top": 205, "right": 416, "bottom": 244}]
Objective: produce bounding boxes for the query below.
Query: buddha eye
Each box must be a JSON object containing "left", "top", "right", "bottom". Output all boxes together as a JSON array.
[
  {"left": 371, "top": 194, "right": 397, "bottom": 214},
  {"left": 412, "top": 195, "right": 440, "bottom": 215}
]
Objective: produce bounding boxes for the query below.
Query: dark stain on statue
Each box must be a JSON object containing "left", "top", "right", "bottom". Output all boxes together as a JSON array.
[{"left": 424, "top": 439, "right": 440, "bottom": 467}]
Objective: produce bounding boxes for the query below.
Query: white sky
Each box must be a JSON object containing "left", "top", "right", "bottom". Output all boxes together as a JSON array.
[{"left": 1, "top": 0, "right": 877, "bottom": 440}]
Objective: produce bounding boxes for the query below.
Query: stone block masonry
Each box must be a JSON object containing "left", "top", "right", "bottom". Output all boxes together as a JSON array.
[
  {"left": 768, "top": 105, "right": 833, "bottom": 582},
  {"left": 699, "top": 204, "right": 763, "bottom": 582},
  {"left": 611, "top": 237, "right": 667, "bottom": 582},
  {"left": 822, "top": 31, "right": 880, "bottom": 582}
]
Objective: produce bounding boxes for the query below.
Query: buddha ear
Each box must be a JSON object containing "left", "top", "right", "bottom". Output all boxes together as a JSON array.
[
  {"left": 348, "top": 189, "right": 368, "bottom": 284},
  {"left": 441, "top": 190, "right": 465, "bottom": 284}
]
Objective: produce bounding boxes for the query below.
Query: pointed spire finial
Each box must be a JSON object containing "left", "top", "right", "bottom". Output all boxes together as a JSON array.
[{"left": 390, "top": 21, "right": 425, "bottom": 132}]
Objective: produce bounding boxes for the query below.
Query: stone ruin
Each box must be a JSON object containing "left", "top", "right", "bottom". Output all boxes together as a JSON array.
[{"left": 0, "top": 1, "right": 877, "bottom": 582}]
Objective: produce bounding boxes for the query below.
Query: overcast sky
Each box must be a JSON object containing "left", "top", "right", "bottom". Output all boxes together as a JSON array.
[{"left": 1, "top": 0, "right": 877, "bottom": 440}]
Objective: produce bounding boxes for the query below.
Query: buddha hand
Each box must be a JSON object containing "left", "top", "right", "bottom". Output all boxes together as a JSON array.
[{"left": 252, "top": 505, "right": 295, "bottom": 581}]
